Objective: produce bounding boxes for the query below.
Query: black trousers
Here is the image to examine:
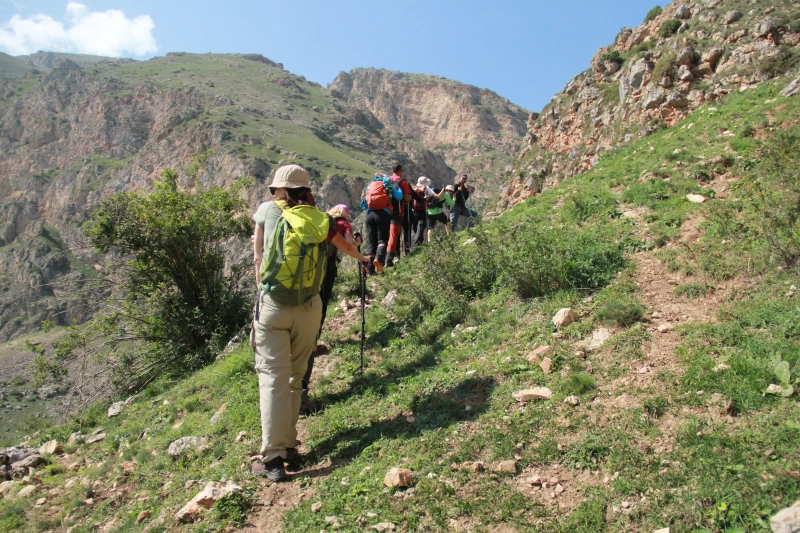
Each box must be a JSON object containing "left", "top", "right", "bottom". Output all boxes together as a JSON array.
[
  {"left": 412, "top": 210, "right": 427, "bottom": 245},
  {"left": 365, "top": 209, "right": 391, "bottom": 261},
  {"left": 303, "top": 259, "right": 338, "bottom": 390}
]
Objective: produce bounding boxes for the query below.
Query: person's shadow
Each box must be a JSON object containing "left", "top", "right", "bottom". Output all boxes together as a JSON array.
[{"left": 304, "top": 376, "right": 496, "bottom": 467}]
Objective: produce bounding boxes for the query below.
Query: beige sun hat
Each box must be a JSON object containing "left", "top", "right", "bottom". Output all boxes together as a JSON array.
[
  {"left": 417, "top": 176, "right": 431, "bottom": 186},
  {"left": 270, "top": 164, "right": 310, "bottom": 189}
]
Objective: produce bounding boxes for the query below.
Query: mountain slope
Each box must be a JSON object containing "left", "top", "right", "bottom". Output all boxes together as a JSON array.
[
  {"left": 500, "top": 0, "right": 800, "bottom": 209},
  {"left": 0, "top": 52, "right": 527, "bottom": 343},
  {"left": 2, "top": 74, "right": 800, "bottom": 533}
]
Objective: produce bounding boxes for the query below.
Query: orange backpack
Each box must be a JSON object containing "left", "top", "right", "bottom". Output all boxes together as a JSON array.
[{"left": 366, "top": 177, "right": 392, "bottom": 212}]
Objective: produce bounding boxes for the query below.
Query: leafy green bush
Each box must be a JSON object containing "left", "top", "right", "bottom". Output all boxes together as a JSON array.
[
  {"left": 658, "top": 19, "right": 682, "bottom": 38},
  {"left": 46, "top": 168, "right": 253, "bottom": 391},
  {"left": 674, "top": 283, "right": 713, "bottom": 298},
  {"left": 743, "top": 127, "right": 800, "bottom": 266},
  {"left": 644, "top": 6, "right": 663, "bottom": 23},
  {"left": 599, "top": 50, "right": 624, "bottom": 65}
]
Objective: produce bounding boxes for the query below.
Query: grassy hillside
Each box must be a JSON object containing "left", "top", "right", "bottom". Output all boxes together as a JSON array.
[
  {"left": 3, "top": 77, "right": 800, "bottom": 533},
  {"left": 0, "top": 53, "right": 32, "bottom": 79}
]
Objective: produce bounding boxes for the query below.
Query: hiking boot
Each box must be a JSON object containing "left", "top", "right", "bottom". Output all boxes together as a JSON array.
[
  {"left": 385, "top": 254, "right": 395, "bottom": 268},
  {"left": 372, "top": 259, "right": 384, "bottom": 274},
  {"left": 252, "top": 456, "right": 287, "bottom": 482},
  {"left": 299, "top": 389, "right": 316, "bottom": 416},
  {"left": 285, "top": 447, "right": 302, "bottom": 472}
]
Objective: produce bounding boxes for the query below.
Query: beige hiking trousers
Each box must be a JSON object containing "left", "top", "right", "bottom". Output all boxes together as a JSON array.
[{"left": 252, "top": 291, "right": 322, "bottom": 462}]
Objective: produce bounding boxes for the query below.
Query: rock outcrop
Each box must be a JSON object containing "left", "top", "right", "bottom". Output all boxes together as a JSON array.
[
  {"left": 499, "top": 0, "right": 800, "bottom": 210},
  {"left": 329, "top": 68, "right": 529, "bottom": 206}
]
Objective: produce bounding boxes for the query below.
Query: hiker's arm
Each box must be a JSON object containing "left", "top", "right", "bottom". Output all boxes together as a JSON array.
[
  {"left": 331, "top": 233, "right": 370, "bottom": 263},
  {"left": 432, "top": 188, "right": 445, "bottom": 199},
  {"left": 253, "top": 224, "right": 264, "bottom": 287}
]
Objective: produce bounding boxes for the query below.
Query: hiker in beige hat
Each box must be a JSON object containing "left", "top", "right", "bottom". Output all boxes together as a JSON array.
[{"left": 250, "top": 164, "right": 371, "bottom": 481}]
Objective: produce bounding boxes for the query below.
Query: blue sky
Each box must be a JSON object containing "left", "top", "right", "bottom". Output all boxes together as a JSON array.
[{"left": 0, "top": 1, "right": 668, "bottom": 111}]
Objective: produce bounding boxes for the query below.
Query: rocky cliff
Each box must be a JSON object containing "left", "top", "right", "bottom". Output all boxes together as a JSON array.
[
  {"left": 329, "top": 68, "right": 530, "bottom": 207},
  {"left": 500, "top": 0, "right": 800, "bottom": 210},
  {"left": 0, "top": 53, "right": 528, "bottom": 341}
]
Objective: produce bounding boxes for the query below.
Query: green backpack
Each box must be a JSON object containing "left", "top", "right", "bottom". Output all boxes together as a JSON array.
[{"left": 260, "top": 201, "right": 330, "bottom": 305}]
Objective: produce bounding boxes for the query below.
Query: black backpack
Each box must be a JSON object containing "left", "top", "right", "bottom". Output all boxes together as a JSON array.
[{"left": 429, "top": 188, "right": 444, "bottom": 209}]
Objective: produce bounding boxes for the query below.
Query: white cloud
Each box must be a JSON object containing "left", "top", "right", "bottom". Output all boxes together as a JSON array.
[{"left": 0, "top": 2, "right": 157, "bottom": 57}]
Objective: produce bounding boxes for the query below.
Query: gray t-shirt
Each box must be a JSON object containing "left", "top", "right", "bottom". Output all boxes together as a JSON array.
[{"left": 254, "top": 201, "right": 282, "bottom": 252}]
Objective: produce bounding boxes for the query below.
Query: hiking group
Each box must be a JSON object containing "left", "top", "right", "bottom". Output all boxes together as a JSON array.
[{"left": 249, "top": 163, "right": 477, "bottom": 481}]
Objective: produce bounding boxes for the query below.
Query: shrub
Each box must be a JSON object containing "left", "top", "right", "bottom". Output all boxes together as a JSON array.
[
  {"left": 743, "top": 127, "right": 800, "bottom": 266},
  {"left": 596, "top": 299, "right": 646, "bottom": 326},
  {"left": 599, "top": 50, "right": 624, "bottom": 65},
  {"left": 563, "top": 373, "right": 596, "bottom": 395},
  {"left": 758, "top": 46, "right": 800, "bottom": 79},
  {"left": 644, "top": 6, "right": 663, "bottom": 23},
  {"left": 644, "top": 396, "right": 669, "bottom": 417},
  {"left": 46, "top": 168, "right": 253, "bottom": 392},
  {"left": 658, "top": 19, "right": 682, "bottom": 38},
  {"left": 674, "top": 283, "right": 713, "bottom": 298},
  {"left": 652, "top": 52, "right": 676, "bottom": 84}
]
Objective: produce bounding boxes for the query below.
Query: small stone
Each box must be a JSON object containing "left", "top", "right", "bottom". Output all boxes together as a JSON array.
[
  {"left": 539, "top": 357, "right": 552, "bottom": 375},
  {"left": 527, "top": 345, "right": 553, "bottom": 364},
  {"left": 39, "top": 440, "right": 63, "bottom": 456},
  {"left": 512, "top": 387, "right": 553, "bottom": 402},
  {"left": 383, "top": 468, "right": 413, "bottom": 488},
  {"left": 16, "top": 485, "right": 37, "bottom": 498},
  {"left": 494, "top": 460, "right": 517, "bottom": 474},
  {"left": 381, "top": 290, "right": 398, "bottom": 307},
  {"left": 552, "top": 308, "right": 578, "bottom": 328},
  {"left": 564, "top": 395, "right": 579, "bottom": 406},
  {"left": 168, "top": 437, "right": 208, "bottom": 457},
  {"left": 85, "top": 433, "right": 106, "bottom": 445},
  {"left": 35, "top": 497, "right": 46, "bottom": 505},
  {"left": 136, "top": 510, "right": 151, "bottom": 523},
  {"left": 622, "top": 501, "right": 631, "bottom": 509},
  {"left": 771, "top": 501, "right": 800, "bottom": 533},
  {"left": 208, "top": 403, "right": 228, "bottom": 423},
  {"left": 235, "top": 431, "right": 247, "bottom": 442},
  {"left": 713, "top": 363, "right": 730, "bottom": 372},
  {"left": 311, "top": 501, "right": 323, "bottom": 513},
  {"left": 372, "top": 522, "right": 396, "bottom": 532},
  {"left": 554, "top": 483, "right": 564, "bottom": 495},
  {"left": 657, "top": 323, "right": 674, "bottom": 333},
  {"left": 120, "top": 461, "right": 136, "bottom": 474},
  {"left": 107, "top": 401, "right": 126, "bottom": 418},
  {"left": 175, "top": 482, "right": 243, "bottom": 523},
  {"left": 654, "top": 529, "right": 670, "bottom": 533},
  {"left": 406, "top": 415, "right": 416, "bottom": 423},
  {"left": 83, "top": 498, "right": 94, "bottom": 506},
  {"left": 686, "top": 194, "right": 706, "bottom": 204}
]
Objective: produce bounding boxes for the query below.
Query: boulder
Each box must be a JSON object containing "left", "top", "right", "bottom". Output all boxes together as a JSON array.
[
  {"left": 755, "top": 17, "right": 777, "bottom": 38},
  {"left": 676, "top": 46, "right": 695, "bottom": 66},
  {"left": 38, "top": 440, "right": 62, "bottom": 456},
  {"left": 16, "top": 485, "right": 37, "bottom": 498},
  {"left": 686, "top": 194, "right": 706, "bottom": 203},
  {"left": 675, "top": 5, "right": 691, "bottom": 19},
  {"left": 85, "top": 433, "right": 106, "bottom": 445},
  {"left": 512, "top": 387, "right": 553, "bottom": 402},
  {"left": 771, "top": 501, "right": 800, "bottom": 533},
  {"left": 168, "top": 437, "right": 208, "bottom": 457},
  {"left": 629, "top": 58, "right": 651, "bottom": 90},
  {"left": 136, "top": 510, "right": 151, "bottom": 523},
  {"left": 382, "top": 290, "right": 398, "bottom": 307},
  {"left": 0, "top": 480, "right": 19, "bottom": 498},
  {"left": 667, "top": 93, "right": 688, "bottom": 108},
  {"left": 564, "top": 395, "right": 580, "bottom": 406},
  {"left": 552, "top": 308, "right": 577, "bottom": 328},
  {"left": 677, "top": 65, "right": 694, "bottom": 82},
  {"left": 174, "top": 481, "right": 243, "bottom": 523},
  {"left": 702, "top": 46, "right": 725, "bottom": 67},
  {"left": 782, "top": 76, "right": 800, "bottom": 98},
  {"left": 383, "top": 467, "right": 413, "bottom": 488},
  {"left": 643, "top": 88, "right": 666, "bottom": 110},
  {"left": 722, "top": 10, "right": 742, "bottom": 25},
  {"left": 11, "top": 454, "right": 45, "bottom": 474},
  {"left": 107, "top": 401, "right": 126, "bottom": 418},
  {"left": 539, "top": 358, "right": 553, "bottom": 375}
]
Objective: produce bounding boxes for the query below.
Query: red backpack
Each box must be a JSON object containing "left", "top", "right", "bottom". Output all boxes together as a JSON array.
[{"left": 366, "top": 178, "right": 392, "bottom": 212}]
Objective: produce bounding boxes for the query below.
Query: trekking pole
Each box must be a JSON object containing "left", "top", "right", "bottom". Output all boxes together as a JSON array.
[{"left": 359, "top": 262, "right": 366, "bottom": 376}]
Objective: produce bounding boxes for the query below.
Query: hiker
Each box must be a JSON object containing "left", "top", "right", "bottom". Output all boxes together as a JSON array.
[
  {"left": 300, "top": 204, "right": 361, "bottom": 414},
  {"left": 410, "top": 177, "right": 432, "bottom": 246},
  {"left": 452, "top": 173, "right": 477, "bottom": 231},
  {"left": 364, "top": 173, "right": 403, "bottom": 274},
  {"left": 251, "top": 164, "right": 372, "bottom": 482},
  {"left": 427, "top": 184, "right": 455, "bottom": 241},
  {"left": 386, "top": 163, "right": 412, "bottom": 267}
]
